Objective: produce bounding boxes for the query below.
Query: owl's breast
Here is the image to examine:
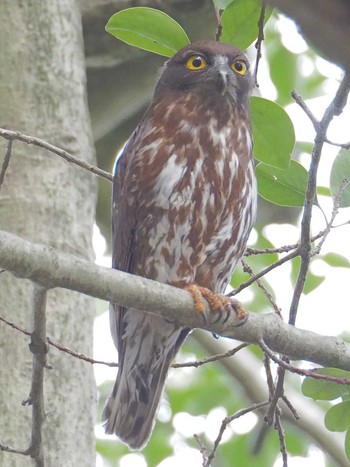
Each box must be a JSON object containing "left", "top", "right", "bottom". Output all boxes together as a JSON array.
[{"left": 131, "top": 112, "right": 256, "bottom": 290}]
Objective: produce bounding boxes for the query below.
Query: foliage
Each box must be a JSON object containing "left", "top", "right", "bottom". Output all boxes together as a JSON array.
[
  {"left": 105, "top": 7, "right": 190, "bottom": 57},
  {"left": 220, "top": 0, "right": 272, "bottom": 50},
  {"left": 302, "top": 369, "right": 350, "bottom": 462},
  {"left": 330, "top": 149, "right": 350, "bottom": 207}
]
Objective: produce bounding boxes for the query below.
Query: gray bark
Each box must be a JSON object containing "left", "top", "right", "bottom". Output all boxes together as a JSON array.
[
  {"left": 1, "top": 230, "right": 350, "bottom": 373},
  {"left": 0, "top": 1, "right": 96, "bottom": 466}
]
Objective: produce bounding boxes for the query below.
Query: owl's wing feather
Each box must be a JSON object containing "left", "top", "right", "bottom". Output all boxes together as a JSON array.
[{"left": 103, "top": 116, "right": 190, "bottom": 449}]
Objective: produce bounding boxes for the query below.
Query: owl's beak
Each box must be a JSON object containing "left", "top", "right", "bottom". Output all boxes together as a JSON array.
[{"left": 217, "top": 70, "right": 229, "bottom": 96}]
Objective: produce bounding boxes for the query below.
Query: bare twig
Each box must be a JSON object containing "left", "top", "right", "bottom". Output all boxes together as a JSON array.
[
  {"left": 264, "top": 365, "right": 285, "bottom": 426},
  {"left": 241, "top": 259, "right": 282, "bottom": 315},
  {"left": 314, "top": 178, "right": 350, "bottom": 255},
  {"left": 289, "top": 74, "right": 350, "bottom": 326},
  {"left": 194, "top": 434, "right": 208, "bottom": 466},
  {"left": 254, "top": 0, "right": 267, "bottom": 85},
  {"left": 25, "top": 285, "right": 49, "bottom": 466},
  {"left": 0, "top": 312, "right": 246, "bottom": 370},
  {"left": 0, "top": 313, "right": 117, "bottom": 367},
  {"left": 0, "top": 443, "right": 28, "bottom": 455},
  {"left": 245, "top": 230, "right": 325, "bottom": 256},
  {"left": 0, "top": 128, "right": 113, "bottom": 182},
  {"left": 0, "top": 139, "right": 13, "bottom": 190},
  {"left": 259, "top": 339, "right": 350, "bottom": 386},
  {"left": 291, "top": 90, "right": 320, "bottom": 129},
  {"left": 275, "top": 415, "right": 288, "bottom": 467},
  {"left": 204, "top": 401, "right": 270, "bottom": 466},
  {"left": 172, "top": 343, "right": 247, "bottom": 368},
  {"left": 214, "top": 8, "right": 223, "bottom": 42},
  {"left": 231, "top": 249, "right": 299, "bottom": 295}
]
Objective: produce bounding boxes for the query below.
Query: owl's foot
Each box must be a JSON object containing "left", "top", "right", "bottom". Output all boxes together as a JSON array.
[{"left": 185, "top": 284, "right": 248, "bottom": 326}]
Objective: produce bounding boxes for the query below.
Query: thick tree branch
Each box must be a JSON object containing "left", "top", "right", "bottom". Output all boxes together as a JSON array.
[{"left": 0, "top": 229, "right": 349, "bottom": 371}]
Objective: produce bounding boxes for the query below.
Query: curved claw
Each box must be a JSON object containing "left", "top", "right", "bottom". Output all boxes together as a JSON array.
[{"left": 185, "top": 284, "right": 248, "bottom": 327}]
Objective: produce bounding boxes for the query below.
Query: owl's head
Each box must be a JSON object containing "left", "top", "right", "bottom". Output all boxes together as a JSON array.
[{"left": 154, "top": 41, "right": 253, "bottom": 107}]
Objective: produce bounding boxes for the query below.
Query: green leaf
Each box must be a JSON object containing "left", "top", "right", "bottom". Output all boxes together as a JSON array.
[
  {"left": 251, "top": 97, "right": 295, "bottom": 169},
  {"left": 221, "top": 0, "right": 272, "bottom": 50},
  {"left": 268, "top": 42, "right": 298, "bottom": 106},
  {"left": 303, "top": 271, "right": 325, "bottom": 294},
  {"left": 213, "top": 0, "right": 235, "bottom": 9},
  {"left": 317, "top": 186, "right": 331, "bottom": 197},
  {"left": 290, "top": 257, "right": 325, "bottom": 294},
  {"left": 330, "top": 149, "right": 350, "bottom": 207},
  {"left": 346, "top": 429, "right": 350, "bottom": 463},
  {"left": 322, "top": 252, "right": 350, "bottom": 268},
  {"left": 301, "top": 368, "right": 350, "bottom": 401},
  {"left": 256, "top": 160, "right": 307, "bottom": 206},
  {"left": 105, "top": 7, "right": 190, "bottom": 57},
  {"left": 325, "top": 400, "right": 350, "bottom": 432}
]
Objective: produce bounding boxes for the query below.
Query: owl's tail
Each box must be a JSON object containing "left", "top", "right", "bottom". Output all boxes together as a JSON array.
[{"left": 103, "top": 310, "right": 189, "bottom": 450}]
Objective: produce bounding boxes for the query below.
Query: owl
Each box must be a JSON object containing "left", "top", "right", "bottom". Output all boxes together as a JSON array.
[{"left": 103, "top": 40, "right": 257, "bottom": 449}]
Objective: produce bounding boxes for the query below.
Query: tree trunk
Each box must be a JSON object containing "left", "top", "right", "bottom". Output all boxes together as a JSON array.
[{"left": 0, "top": 0, "right": 97, "bottom": 465}]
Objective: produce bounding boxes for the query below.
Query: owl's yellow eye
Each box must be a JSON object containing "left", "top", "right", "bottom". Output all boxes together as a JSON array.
[
  {"left": 231, "top": 60, "right": 247, "bottom": 75},
  {"left": 185, "top": 55, "right": 207, "bottom": 70}
]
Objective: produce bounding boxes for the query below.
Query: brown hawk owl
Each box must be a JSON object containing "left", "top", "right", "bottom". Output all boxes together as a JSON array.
[{"left": 103, "top": 40, "right": 257, "bottom": 449}]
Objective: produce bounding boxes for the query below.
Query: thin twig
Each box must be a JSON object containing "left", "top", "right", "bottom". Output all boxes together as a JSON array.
[
  {"left": 0, "top": 313, "right": 248, "bottom": 370},
  {"left": 194, "top": 434, "right": 208, "bottom": 466},
  {"left": 259, "top": 339, "right": 350, "bottom": 386},
  {"left": 204, "top": 401, "right": 270, "bottom": 466},
  {"left": 241, "top": 259, "right": 282, "bottom": 315},
  {"left": 172, "top": 343, "right": 247, "bottom": 368},
  {"left": 245, "top": 230, "right": 325, "bottom": 256},
  {"left": 275, "top": 415, "right": 288, "bottom": 467},
  {"left": 281, "top": 394, "right": 300, "bottom": 420},
  {"left": 314, "top": 178, "right": 349, "bottom": 255},
  {"left": 230, "top": 249, "right": 299, "bottom": 296},
  {"left": 254, "top": 0, "right": 267, "bottom": 85},
  {"left": 291, "top": 90, "right": 320, "bottom": 129},
  {"left": 47, "top": 336, "right": 117, "bottom": 367},
  {"left": 0, "top": 128, "right": 113, "bottom": 182},
  {"left": 0, "top": 443, "right": 29, "bottom": 455},
  {"left": 0, "top": 139, "right": 13, "bottom": 190},
  {"left": 0, "top": 313, "right": 118, "bottom": 367},
  {"left": 264, "top": 365, "right": 285, "bottom": 426},
  {"left": 214, "top": 8, "right": 223, "bottom": 42},
  {"left": 289, "top": 74, "right": 350, "bottom": 326},
  {"left": 324, "top": 138, "right": 350, "bottom": 149}
]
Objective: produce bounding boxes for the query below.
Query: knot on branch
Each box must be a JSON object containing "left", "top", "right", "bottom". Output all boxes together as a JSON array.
[{"left": 29, "top": 333, "right": 49, "bottom": 356}]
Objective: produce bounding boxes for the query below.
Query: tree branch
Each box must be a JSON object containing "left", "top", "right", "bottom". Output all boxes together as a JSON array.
[
  {"left": 0, "top": 128, "right": 112, "bottom": 182},
  {"left": 0, "top": 229, "right": 350, "bottom": 370},
  {"left": 26, "top": 285, "right": 49, "bottom": 467}
]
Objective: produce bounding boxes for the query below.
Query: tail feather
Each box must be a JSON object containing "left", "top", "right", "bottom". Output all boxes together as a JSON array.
[{"left": 103, "top": 309, "right": 189, "bottom": 449}]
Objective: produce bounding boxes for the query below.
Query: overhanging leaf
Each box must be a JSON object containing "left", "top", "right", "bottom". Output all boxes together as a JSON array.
[
  {"left": 105, "top": 7, "right": 190, "bottom": 57},
  {"left": 213, "top": 0, "right": 235, "bottom": 9},
  {"left": 346, "top": 430, "right": 350, "bottom": 463},
  {"left": 256, "top": 160, "right": 307, "bottom": 206},
  {"left": 221, "top": 0, "right": 272, "bottom": 50},
  {"left": 317, "top": 186, "right": 331, "bottom": 197},
  {"left": 251, "top": 96, "right": 295, "bottom": 169},
  {"left": 330, "top": 148, "right": 350, "bottom": 207},
  {"left": 322, "top": 252, "right": 350, "bottom": 268},
  {"left": 302, "top": 368, "right": 350, "bottom": 401},
  {"left": 325, "top": 400, "right": 350, "bottom": 432}
]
